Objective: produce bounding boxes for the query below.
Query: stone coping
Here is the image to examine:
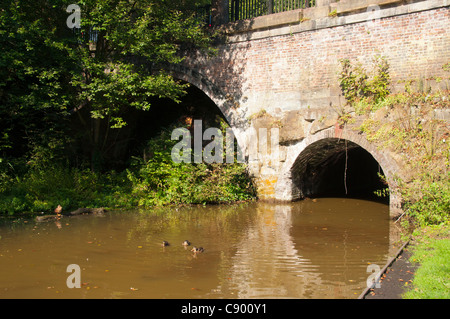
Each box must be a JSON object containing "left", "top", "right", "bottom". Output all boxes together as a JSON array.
[{"left": 221, "top": 0, "right": 449, "bottom": 42}]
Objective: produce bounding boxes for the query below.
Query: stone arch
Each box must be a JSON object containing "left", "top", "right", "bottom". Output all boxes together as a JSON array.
[
  {"left": 166, "top": 65, "right": 245, "bottom": 126},
  {"left": 165, "top": 64, "right": 249, "bottom": 155},
  {"left": 276, "top": 127, "right": 402, "bottom": 217}
]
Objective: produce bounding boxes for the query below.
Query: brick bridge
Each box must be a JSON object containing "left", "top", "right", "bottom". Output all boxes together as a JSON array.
[{"left": 168, "top": 0, "right": 449, "bottom": 217}]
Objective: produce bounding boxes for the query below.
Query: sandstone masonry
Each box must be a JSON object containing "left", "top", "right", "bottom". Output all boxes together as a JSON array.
[{"left": 167, "top": 0, "right": 450, "bottom": 217}]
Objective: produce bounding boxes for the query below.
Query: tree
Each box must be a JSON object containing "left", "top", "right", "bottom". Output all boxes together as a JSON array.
[
  {"left": 0, "top": 0, "right": 79, "bottom": 168},
  {"left": 0, "top": 0, "right": 214, "bottom": 170},
  {"left": 72, "top": 0, "right": 214, "bottom": 170}
]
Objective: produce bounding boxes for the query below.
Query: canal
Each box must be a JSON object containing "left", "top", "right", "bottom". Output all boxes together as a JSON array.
[{"left": 0, "top": 198, "right": 396, "bottom": 298}]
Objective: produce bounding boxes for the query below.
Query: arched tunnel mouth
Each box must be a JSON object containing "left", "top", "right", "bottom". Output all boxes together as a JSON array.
[
  {"left": 291, "top": 138, "right": 389, "bottom": 204},
  {"left": 77, "top": 81, "right": 230, "bottom": 170}
]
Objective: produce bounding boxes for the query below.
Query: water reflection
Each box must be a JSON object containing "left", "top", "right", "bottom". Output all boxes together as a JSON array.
[
  {"left": 0, "top": 199, "right": 390, "bottom": 299},
  {"left": 217, "top": 203, "right": 321, "bottom": 298},
  {"left": 213, "top": 199, "right": 390, "bottom": 298}
]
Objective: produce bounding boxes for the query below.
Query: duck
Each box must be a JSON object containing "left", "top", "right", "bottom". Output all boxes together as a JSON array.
[
  {"left": 191, "top": 246, "right": 204, "bottom": 253},
  {"left": 162, "top": 241, "right": 170, "bottom": 247},
  {"left": 182, "top": 240, "right": 191, "bottom": 246},
  {"left": 54, "top": 205, "right": 62, "bottom": 215}
]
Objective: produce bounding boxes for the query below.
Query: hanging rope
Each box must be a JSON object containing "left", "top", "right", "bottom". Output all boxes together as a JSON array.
[{"left": 344, "top": 139, "right": 348, "bottom": 195}]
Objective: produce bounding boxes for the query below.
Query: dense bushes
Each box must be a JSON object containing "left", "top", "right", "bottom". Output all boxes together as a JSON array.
[
  {"left": 403, "top": 176, "right": 450, "bottom": 227},
  {"left": 1, "top": 0, "right": 242, "bottom": 216},
  {"left": 126, "top": 125, "right": 256, "bottom": 207},
  {"left": 0, "top": 123, "right": 256, "bottom": 216},
  {"left": 0, "top": 164, "right": 130, "bottom": 215}
]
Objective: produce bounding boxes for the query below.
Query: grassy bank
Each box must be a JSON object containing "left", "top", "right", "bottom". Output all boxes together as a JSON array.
[
  {"left": 0, "top": 165, "right": 129, "bottom": 215},
  {"left": 403, "top": 225, "right": 450, "bottom": 299}
]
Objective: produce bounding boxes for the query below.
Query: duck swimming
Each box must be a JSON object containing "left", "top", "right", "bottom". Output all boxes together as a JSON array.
[
  {"left": 182, "top": 240, "right": 191, "bottom": 246},
  {"left": 191, "top": 246, "right": 204, "bottom": 253},
  {"left": 162, "top": 241, "right": 170, "bottom": 247}
]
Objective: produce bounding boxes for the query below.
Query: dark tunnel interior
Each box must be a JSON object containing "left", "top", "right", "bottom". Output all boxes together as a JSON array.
[{"left": 291, "top": 138, "right": 389, "bottom": 203}]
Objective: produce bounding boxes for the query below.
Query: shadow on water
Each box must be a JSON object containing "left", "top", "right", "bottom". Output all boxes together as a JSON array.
[{"left": 0, "top": 198, "right": 391, "bottom": 299}]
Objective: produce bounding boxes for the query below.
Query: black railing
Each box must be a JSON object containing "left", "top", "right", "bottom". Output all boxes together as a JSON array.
[
  {"left": 72, "top": 27, "right": 98, "bottom": 43},
  {"left": 230, "top": 0, "right": 314, "bottom": 22},
  {"left": 196, "top": 4, "right": 213, "bottom": 27}
]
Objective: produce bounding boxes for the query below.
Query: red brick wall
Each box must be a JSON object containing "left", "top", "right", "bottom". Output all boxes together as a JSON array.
[{"left": 183, "top": 6, "right": 449, "bottom": 118}]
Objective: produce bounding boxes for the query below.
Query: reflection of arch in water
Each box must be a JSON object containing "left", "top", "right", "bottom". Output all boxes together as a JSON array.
[
  {"left": 217, "top": 203, "right": 322, "bottom": 298},
  {"left": 213, "top": 200, "right": 391, "bottom": 299},
  {"left": 289, "top": 198, "right": 391, "bottom": 295}
]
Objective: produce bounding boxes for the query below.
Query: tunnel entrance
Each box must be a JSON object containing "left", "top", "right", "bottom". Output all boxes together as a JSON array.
[
  {"left": 128, "top": 82, "right": 227, "bottom": 156},
  {"left": 71, "top": 82, "right": 228, "bottom": 170},
  {"left": 291, "top": 138, "right": 389, "bottom": 203}
]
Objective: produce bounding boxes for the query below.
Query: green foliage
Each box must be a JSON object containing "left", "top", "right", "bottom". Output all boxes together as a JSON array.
[
  {"left": 403, "top": 176, "right": 450, "bottom": 227},
  {"left": 126, "top": 125, "right": 257, "bottom": 207},
  {"left": 361, "top": 93, "right": 449, "bottom": 226},
  {"left": 0, "top": 165, "right": 131, "bottom": 215},
  {"left": 74, "top": 0, "right": 214, "bottom": 129},
  {"left": 403, "top": 225, "right": 450, "bottom": 299},
  {"left": 0, "top": 0, "right": 254, "bottom": 216},
  {"left": 339, "top": 58, "right": 449, "bottom": 227},
  {"left": 338, "top": 56, "right": 390, "bottom": 110},
  {"left": 0, "top": 122, "right": 256, "bottom": 215},
  {"left": 0, "top": 0, "right": 215, "bottom": 171},
  {"left": 0, "top": 0, "right": 78, "bottom": 166}
]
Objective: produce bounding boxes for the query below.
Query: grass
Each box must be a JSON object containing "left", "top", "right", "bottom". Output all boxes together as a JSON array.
[{"left": 403, "top": 224, "right": 450, "bottom": 299}]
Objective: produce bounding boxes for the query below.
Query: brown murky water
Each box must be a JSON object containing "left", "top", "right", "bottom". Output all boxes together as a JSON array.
[{"left": 0, "top": 198, "right": 393, "bottom": 299}]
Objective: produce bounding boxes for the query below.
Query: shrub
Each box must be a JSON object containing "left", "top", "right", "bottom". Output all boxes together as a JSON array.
[
  {"left": 0, "top": 164, "right": 131, "bottom": 215},
  {"left": 403, "top": 176, "right": 450, "bottom": 227},
  {"left": 339, "top": 56, "right": 391, "bottom": 109},
  {"left": 126, "top": 124, "right": 256, "bottom": 207}
]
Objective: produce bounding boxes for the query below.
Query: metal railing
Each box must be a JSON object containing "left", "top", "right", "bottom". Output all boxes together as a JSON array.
[
  {"left": 196, "top": 4, "right": 213, "bottom": 27},
  {"left": 230, "top": 0, "right": 315, "bottom": 22},
  {"left": 72, "top": 27, "right": 98, "bottom": 43}
]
